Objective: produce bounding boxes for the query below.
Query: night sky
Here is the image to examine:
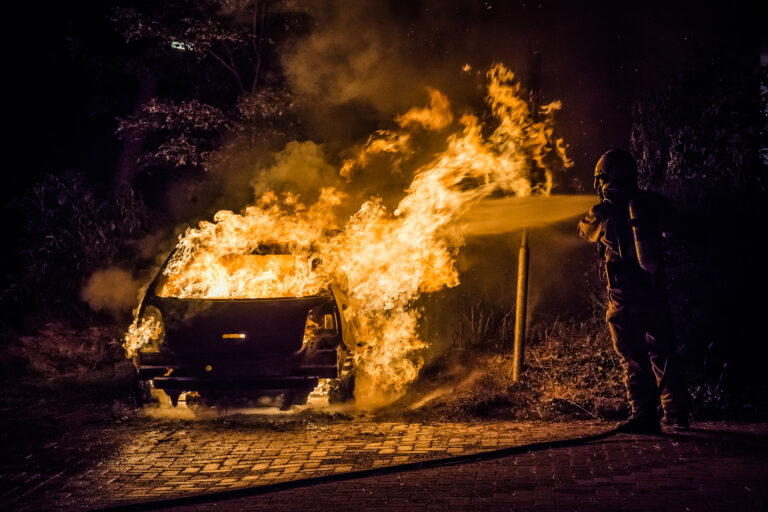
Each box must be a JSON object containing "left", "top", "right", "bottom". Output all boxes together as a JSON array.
[{"left": 2, "top": 1, "right": 761, "bottom": 210}]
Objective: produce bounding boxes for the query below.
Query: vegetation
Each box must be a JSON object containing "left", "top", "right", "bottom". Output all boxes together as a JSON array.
[
  {"left": 110, "top": 0, "right": 303, "bottom": 177},
  {"left": 399, "top": 316, "right": 626, "bottom": 422},
  {"left": 2, "top": 322, "right": 128, "bottom": 382},
  {"left": 6, "top": 174, "right": 147, "bottom": 324},
  {"left": 630, "top": 53, "right": 767, "bottom": 418}
]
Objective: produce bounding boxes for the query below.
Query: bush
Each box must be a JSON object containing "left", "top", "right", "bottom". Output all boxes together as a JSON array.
[
  {"left": 2, "top": 322, "right": 126, "bottom": 382},
  {"left": 7, "top": 173, "right": 147, "bottom": 323},
  {"left": 630, "top": 54, "right": 767, "bottom": 406}
]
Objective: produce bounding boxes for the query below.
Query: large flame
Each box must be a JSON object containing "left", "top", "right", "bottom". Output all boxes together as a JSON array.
[
  {"left": 156, "top": 188, "right": 344, "bottom": 299},
  {"left": 125, "top": 64, "right": 572, "bottom": 407}
]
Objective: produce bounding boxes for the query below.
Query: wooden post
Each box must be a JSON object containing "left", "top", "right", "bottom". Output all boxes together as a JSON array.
[{"left": 512, "top": 230, "right": 530, "bottom": 382}]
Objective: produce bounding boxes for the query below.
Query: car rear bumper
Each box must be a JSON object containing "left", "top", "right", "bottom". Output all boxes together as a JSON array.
[
  {"left": 151, "top": 376, "right": 323, "bottom": 395},
  {"left": 137, "top": 348, "right": 339, "bottom": 393}
]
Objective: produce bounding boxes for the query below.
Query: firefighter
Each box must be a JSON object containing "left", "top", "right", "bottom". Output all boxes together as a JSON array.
[{"left": 578, "top": 149, "right": 689, "bottom": 433}]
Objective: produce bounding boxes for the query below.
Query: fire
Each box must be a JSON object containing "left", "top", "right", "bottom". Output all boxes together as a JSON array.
[
  {"left": 340, "top": 87, "right": 453, "bottom": 179},
  {"left": 125, "top": 64, "right": 571, "bottom": 407},
  {"left": 124, "top": 310, "right": 162, "bottom": 358},
  {"left": 156, "top": 188, "right": 343, "bottom": 299}
]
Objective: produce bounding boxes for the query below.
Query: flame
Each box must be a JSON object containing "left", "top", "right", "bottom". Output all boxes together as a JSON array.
[
  {"left": 156, "top": 188, "right": 344, "bottom": 299},
  {"left": 124, "top": 313, "right": 162, "bottom": 358},
  {"left": 340, "top": 87, "right": 453, "bottom": 180},
  {"left": 124, "top": 64, "right": 571, "bottom": 407}
]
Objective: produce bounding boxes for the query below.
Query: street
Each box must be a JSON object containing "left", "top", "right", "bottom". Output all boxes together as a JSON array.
[{"left": 2, "top": 410, "right": 766, "bottom": 511}]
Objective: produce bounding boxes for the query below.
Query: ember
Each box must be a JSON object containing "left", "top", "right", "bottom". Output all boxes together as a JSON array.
[{"left": 125, "top": 64, "right": 572, "bottom": 407}]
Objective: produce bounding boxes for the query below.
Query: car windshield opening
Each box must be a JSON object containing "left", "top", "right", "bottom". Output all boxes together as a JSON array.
[{"left": 155, "top": 248, "right": 325, "bottom": 299}]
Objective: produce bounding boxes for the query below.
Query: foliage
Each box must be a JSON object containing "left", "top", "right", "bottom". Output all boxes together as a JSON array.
[
  {"left": 112, "top": 1, "right": 272, "bottom": 95},
  {"left": 452, "top": 301, "right": 514, "bottom": 350},
  {"left": 630, "top": 53, "right": 767, "bottom": 404},
  {"left": 525, "top": 318, "right": 626, "bottom": 420},
  {"left": 631, "top": 56, "right": 765, "bottom": 198},
  {"left": 111, "top": 0, "right": 303, "bottom": 174},
  {"left": 117, "top": 99, "right": 229, "bottom": 168},
  {"left": 3, "top": 323, "right": 125, "bottom": 380},
  {"left": 7, "top": 173, "right": 147, "bottom": 319}
]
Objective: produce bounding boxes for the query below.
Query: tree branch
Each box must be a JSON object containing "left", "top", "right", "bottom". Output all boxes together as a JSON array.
[
  {"left": 251, "top": 1, "right": 266, "bottom": 92},
  {"left": 221, "top": 41, "right": 247, "bottom": 94},
  {"left": 206, "top": 49, "right": 246, "bottom": 94}
]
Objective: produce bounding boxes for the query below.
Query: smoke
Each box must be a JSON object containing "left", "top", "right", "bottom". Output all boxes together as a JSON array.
[
  {"left": 81, "top": 267, "right": 143, "bottom": 318},
  {"left": 282, "top": 2, "right": 425, "bottom": 116},
  {"left": 280, "top": 0, "right": 710, "bottom": 183},
  {"left": 251, "top": 141, "right": 341, "bottom": 200},
  {"left": 280, "top": 0, "right": 532, "bottom": 146}
]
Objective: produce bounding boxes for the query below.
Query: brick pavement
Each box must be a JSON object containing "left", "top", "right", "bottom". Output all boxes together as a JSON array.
[
  {"left": 8, "top": 416, "right": 606, "bottom": 510},
  {"left": 171, "top": 423, "right": 768, "bottom": 512},
  {"left": 4, "top": 418, "right": 767, "bottom": 511}
]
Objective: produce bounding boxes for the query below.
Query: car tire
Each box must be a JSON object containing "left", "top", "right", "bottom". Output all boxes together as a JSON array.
[
  {"left": 184, "top": 392, "right": 212, "bottom": 415},
  {"left": 133, "top": 371, "right": 153, "bottom": 407},
  {"left": 329, "top": 352, "right": 355, "bottom": 404}
]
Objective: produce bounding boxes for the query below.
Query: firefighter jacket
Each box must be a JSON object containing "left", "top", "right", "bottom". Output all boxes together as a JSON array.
[{"left": 578, "top": 190, "right": 675, "bottom": 288}]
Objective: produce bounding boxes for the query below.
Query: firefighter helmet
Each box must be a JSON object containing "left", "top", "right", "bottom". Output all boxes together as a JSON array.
[{"left": 593, "top": 149, "right": 638, "bottom": 192}]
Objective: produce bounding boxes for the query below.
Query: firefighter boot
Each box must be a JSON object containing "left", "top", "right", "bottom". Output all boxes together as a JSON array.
[
  {"left": 616, "top": 410, "right": 662, "bottom": 435},
  {"left": 661, "top": 412, "right": 690, "bottom": 431}
]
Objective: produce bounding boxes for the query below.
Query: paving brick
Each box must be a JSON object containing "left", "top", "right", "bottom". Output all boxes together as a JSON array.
[{"left": 5, "top": 420, "right": 768, "bottom": 511}]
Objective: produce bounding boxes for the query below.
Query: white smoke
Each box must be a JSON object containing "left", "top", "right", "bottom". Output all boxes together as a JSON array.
[{"left": 81, "top": 267, "right": 143, "bottom": 318}]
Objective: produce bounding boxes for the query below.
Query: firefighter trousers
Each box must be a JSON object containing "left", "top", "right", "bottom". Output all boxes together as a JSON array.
[{"left": 606, "top": 285, "right": 688, "bottom": 422}]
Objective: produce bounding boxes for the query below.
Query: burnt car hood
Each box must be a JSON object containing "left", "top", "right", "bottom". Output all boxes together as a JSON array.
[{"left": 147, "top": 295, "right": 330, "bottom": 357}]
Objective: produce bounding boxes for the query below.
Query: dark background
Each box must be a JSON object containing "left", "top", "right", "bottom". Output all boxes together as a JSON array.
[
  {"left": 1, "top": 1, "right": 765, "bottom": 411},
  {"left": 3, "top": 1, "right": 761, "bottom": 200}
]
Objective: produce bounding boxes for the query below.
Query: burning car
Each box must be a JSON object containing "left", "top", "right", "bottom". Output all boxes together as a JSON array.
[{"left": 131, "top": 243, "right": 355, "bottom": 409}]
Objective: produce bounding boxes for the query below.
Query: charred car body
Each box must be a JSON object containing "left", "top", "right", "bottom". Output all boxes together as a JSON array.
[{"left": 132, "top": 245, "right": 355, "bottom": 409}]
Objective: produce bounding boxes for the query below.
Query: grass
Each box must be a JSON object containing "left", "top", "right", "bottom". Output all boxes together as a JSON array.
[
  {"left": 403, "top": 307, "right": 768, "bottom": 422},
  {"left": 1, "top": 321, "right": 127, "bottom": 382},
  {"left": 393, "top": 315, "right": 629, "bottom": 422}
]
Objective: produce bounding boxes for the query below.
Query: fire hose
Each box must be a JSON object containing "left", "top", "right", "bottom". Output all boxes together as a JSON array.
[{"left": 91, "top": 425, "right": 624, "bottom": 512}]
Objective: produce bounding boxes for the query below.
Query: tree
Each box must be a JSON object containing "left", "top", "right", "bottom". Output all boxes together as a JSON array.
[
  {"left": 631, "top": 54, "right": 765, "bottom": 203},
  {"left": 630, "top": 50, "right": 767, "bottom": 414},
  {"left": 7, "top": 174, "right": 147, "bottom": 323},
  {"left": 111, "top": 0, "right": 304, "bottom": 179}
]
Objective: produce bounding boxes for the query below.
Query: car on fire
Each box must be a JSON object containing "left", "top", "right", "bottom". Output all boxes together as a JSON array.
[{"left": 131, "top": 244, "right": 355, "bottom": 409}]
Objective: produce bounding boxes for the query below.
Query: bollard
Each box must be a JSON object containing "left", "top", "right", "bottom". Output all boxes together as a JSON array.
[{"left": 512, "top": 230, "right": 530, "bottom": 382}]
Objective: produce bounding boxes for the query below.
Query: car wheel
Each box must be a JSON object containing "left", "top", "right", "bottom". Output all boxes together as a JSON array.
[
  {"left": 278, "top": 395, "right": 291, "bottom": 411},
  {"left": 329, "top": 352, "right": 355, "bottom": 404},
  {"left": 185, "top": 392, "right": 211, "bottom": 415},
  {"left": 133, "top": 371, "right": 153, "bottom": 407}
]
